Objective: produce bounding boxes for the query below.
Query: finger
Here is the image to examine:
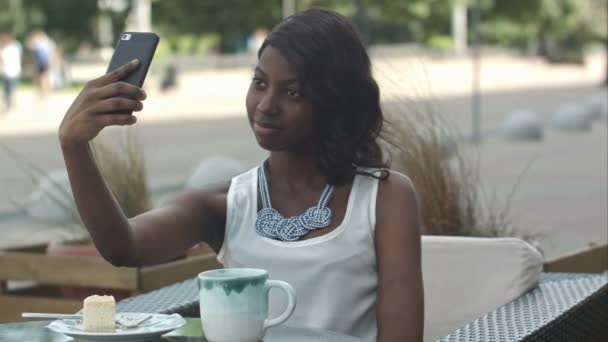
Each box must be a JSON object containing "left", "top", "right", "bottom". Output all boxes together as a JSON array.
[
  {"left": 93, "top": 82, "right": 146, "bottom": 100},
  {"left": 96, "top": 114, "right": 138, "bottom": 127},
  {"left": 91, "top": 59, "right": 140, "bottom": 87},
  {"left": 89, "top": 97, "right": 143, "bottom": 114}
]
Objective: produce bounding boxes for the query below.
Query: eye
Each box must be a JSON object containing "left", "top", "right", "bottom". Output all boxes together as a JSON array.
[
  {"left": 252, "top": 77, "right": 267, "bottom": 89},
  {"left": 286, "top": 88, "right": 301, "bottom": 98}
]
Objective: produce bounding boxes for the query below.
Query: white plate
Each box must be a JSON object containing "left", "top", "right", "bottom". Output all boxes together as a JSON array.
[{"left": 46, "top": 312, "right": 186, "bottom": 341}]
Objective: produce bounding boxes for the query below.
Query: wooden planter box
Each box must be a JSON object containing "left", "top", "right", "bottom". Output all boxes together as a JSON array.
[
  {"left": 0, "top": 242, "right": 222, "bottom": 323},
  {"left": 543, "top": 243, "right": 608, "bottom": 273}
]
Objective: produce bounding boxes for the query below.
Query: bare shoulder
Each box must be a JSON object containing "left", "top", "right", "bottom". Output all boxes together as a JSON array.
[
  {"left": 377, "top": 170, "right": 418, "bottom": 207},
  {"left": 374, "top": 169, "right": 420, "bottom": 237}
]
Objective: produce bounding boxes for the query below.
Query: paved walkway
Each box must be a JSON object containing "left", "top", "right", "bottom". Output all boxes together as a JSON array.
[
  {"left": 0, "top": 51, "right": 606, "bottom": 259},
  {"left": 1, "top": 51, "right": 605, "bottom": 135}
]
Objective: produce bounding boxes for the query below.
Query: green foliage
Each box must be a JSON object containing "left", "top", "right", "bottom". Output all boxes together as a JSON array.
[
  {"left": 481, "top": 0, "right": 606, "bottom": 51},
  {"left": 152, "top": 0, "right": 282, "bottom": 53},
  {"left": 154, "top": 34, "right": 220, "bottom": 64},
  {"left": 304, "top": 0, "right": 454, "bottom": 43},
  {"left": 22, "top": 0, "right": 101, "bottom": 53},
  {"left": 587, "top": 0, "right": 608, "bottom": 40},
  {"left": 2, "top": 0, "right": 605, "bottom": 57},
  {"left": 307, "top": 0, "right": 604, "bottom": 51},
  {"left": 426, "top": 35, "right": 454, "bottom": 52},
  {"left": 0, "top": 0, "right": 135, "bottom": 54},
  {"left": 0, "top": 0, "right": 25, "bottom": 34},
  {"left": 478, "top": 19, "right": 535, "bottom": 48}
]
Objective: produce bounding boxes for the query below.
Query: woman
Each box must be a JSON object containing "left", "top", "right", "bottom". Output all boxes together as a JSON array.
[{"left": 59, "top": 8, "right": 423, "bottom": 341}]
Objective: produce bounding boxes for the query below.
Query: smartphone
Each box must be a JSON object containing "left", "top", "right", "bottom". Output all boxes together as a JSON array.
[{"left": 106, "top": 32, "right": 159, "bottom": 88}]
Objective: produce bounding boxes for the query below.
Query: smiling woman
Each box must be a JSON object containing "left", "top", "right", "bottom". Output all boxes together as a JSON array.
[
  {"left": 246, "top": 46, "right": 316, "bottom": 152},
  {"left": 57, "top": 7, "right": 423, "bottom": 342}
]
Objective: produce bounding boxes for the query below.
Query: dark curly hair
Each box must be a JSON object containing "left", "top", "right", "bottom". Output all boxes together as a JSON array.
[{"left": 259, "top": 8, "right": 389, "bottom": 185}]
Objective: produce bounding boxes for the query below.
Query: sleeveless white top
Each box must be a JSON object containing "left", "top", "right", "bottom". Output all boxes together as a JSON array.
[{"left": 217, "top": 167, "right": 380, "bottom": 340}]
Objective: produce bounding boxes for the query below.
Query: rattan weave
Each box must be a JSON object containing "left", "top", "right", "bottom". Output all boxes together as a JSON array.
[{"left": 439, "top": 273, "right": 607, "bottom": 342}]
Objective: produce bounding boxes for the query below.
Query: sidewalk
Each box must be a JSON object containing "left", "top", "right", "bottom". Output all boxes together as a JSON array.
[
  {"left": 0, "top": 52, "right": 606, "bottom": 259},
  {"left": 1, "top": 52, "right": 605, "bottom": 136}
]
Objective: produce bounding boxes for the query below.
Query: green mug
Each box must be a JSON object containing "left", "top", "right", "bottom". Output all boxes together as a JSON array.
[{"left": 197, "top": 268, "right": 296, "bottom": 342}]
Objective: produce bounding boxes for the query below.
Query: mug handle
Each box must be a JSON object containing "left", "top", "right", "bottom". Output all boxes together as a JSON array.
[{"left": 263, "top": 280, "right": 296, "bottom": 330}]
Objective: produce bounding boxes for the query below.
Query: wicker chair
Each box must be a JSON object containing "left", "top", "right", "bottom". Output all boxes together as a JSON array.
[
  {"left": 438, "top": 273, "right": 607, "bottom": 341},
  {"left": 115, "top": 272, "right": 607, "bottom": 341}
]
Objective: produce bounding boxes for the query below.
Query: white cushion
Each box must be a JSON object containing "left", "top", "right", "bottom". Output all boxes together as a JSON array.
[{"left": 422, "top": 236, "right": 543, "bottom": 342}]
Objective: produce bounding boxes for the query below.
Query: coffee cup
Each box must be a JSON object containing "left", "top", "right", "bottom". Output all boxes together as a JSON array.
[{"left": 198, "top": 268, "right": 296, "bottom": 342}]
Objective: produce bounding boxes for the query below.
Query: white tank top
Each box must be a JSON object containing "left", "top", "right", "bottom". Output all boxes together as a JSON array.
[{"left": 217, "top": 167, "right": 379, "bottom": 340}]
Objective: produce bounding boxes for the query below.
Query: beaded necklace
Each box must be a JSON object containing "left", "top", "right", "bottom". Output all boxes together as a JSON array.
[{"left": 255, "top": 160, "right": 335, "bottom": 241}]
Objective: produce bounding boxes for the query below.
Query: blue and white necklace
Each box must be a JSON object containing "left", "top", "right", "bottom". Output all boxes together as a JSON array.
[{"left": 255, "top": 160, "right": 335, "bottom": 241}]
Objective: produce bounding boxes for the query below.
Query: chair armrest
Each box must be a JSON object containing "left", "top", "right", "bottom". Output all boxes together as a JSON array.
[
  {"left": 522, "top": 280, "right": 607, "bottom": 341},
  {"left": 438, "top": 272, "right": 608, "bottom": 342},
  {"left": 116, "top": 278, "right": 199, "bottom": 317}
]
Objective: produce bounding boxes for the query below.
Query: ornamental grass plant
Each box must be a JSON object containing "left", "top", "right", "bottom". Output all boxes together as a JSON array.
[
  {"left": 376, "top": 60, "right": 532, "bottom": 240},
  {"left": 3, "top": 128, "right": 152, "bottom": 243}
]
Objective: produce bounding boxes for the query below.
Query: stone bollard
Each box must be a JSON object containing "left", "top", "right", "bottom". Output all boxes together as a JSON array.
[
  {"left": 552, "top": 103, "right": 592, "bottom": 131},
  {"left": 586, "top": 93, "right": 608, "bottom": 122},
  {"left": 500, "top": 110, "right": 543, "bottom": 141},
  {"left": 184, "top": 157, "right": 246, "bottom": 190}
]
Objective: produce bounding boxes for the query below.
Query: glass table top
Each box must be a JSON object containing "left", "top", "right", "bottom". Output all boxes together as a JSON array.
[{"left": 0, "top": 317, "right": 364, "bottom": 342}]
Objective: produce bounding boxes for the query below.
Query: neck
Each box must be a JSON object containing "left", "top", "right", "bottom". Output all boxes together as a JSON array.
[{"left": 267, "top": 152, "right": 326, "bottom": 190}]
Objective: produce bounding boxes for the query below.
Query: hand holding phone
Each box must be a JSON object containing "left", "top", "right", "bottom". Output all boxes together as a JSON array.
[
  {"left": 59, "top": 32, "right": 159, "bottom": 147},
  {"left": 59, "top": 60, "right": 146, "bottom": 148},
  {"left": 106, "top": 32, "right": 159, "bottom": 89}
]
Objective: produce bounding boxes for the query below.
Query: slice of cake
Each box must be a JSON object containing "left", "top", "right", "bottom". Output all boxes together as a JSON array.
[{"left": 83, "top": 295, "right": 116, "bottom": 333}]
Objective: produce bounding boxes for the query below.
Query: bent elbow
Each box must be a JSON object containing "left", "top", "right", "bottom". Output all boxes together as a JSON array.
[{"left": 99, "top": 250, "right": 138, "bottom": 268}]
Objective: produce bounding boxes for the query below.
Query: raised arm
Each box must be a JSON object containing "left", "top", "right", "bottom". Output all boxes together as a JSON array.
[
  {"left": 59, "top": 60, "right": 227, "bottom": 267},
  {"left": 375, "top": 171, "right": 424, "bottom": 342}
]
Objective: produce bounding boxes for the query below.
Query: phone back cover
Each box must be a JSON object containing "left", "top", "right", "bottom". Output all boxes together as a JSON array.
[{"left": 106, "top": 32, "right": 159, "bottom": 87}]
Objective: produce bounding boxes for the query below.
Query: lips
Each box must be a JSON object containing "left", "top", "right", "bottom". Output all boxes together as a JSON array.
[
  {"left": 253, "top": 120, "right": 281, "bottom": 137},
  {"left": 254, "top": 120, "right": 280, "bottom": 130}
]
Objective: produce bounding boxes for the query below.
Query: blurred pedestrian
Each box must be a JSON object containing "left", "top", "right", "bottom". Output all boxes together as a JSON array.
[
  {"left": 0, "top": 32, "right": 22, "bottom": 113},
  {"left": 161, "top": 44, "right": 178, "bottom": 93},
  {"left": 160, "top": 61, "right": 177, "bottom": 93},
  {"left": 27, "top": 30, "right": 56, "bottom": 99}
]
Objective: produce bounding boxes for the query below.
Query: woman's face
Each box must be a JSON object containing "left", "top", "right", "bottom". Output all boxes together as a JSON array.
[{"left": 246, "top": 46, "right": 317, "bottom": 152}]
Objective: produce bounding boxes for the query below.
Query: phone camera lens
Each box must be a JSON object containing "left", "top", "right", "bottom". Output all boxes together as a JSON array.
[{"left": 122, "top": 34, "right": 131, "bottom": 40}]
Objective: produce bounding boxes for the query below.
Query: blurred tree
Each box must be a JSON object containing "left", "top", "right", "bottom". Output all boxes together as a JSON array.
[
  {"left": 0, "top": 0, "right": 26, "bottom": 35},
  {"left": 302, "top": 0, "right": 459, "bottom": 44},
  {"left": 3, "top": 0, "right": 603, "bottom": 57},
  {"left": 21, "top": 0, "right": 101, "bottom": 53},
  {"left": 480, "top": 0, "right": 606, "bottom": 59},
  {"left": 303, "top": 0, "right": 604, "bottom": 57},
  {"left": 0, "top": 0, "right": 134, "bottom": 54},
  {"left": 152, "top": 0, "right": 282, "bottom": 53},
  {"left": 583, "top": 0, "right": 608, "bottom": 41}
]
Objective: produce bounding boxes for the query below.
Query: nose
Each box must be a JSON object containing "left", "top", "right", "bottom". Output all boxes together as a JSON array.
[{"left": 256, "top": 91, "right": 279, "bottom": 116}]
